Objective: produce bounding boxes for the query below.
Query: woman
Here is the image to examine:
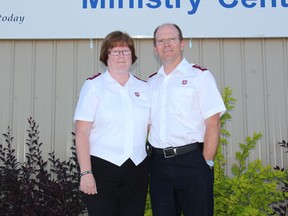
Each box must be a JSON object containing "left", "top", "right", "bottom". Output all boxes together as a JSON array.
[{"left": 74, "top": 31, "right": 150, "bottom": 216}]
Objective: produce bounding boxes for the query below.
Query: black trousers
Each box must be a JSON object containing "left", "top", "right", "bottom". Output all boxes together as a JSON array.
[
  {"left": 85, "top": 156, "right": 149, "bottom": 216},
  {"left": 149, "top": 149, "right": 214, "bottom": 216}
]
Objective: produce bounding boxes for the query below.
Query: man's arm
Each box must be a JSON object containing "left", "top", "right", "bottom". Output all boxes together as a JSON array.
[{"left": 203, "top": 113, "right": 221, "bottom": 161}]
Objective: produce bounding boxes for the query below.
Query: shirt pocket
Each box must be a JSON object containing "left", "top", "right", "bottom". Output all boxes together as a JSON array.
[
  {"left": 133, "top": 91, "right": 150, "bottom": 108},
  {"left": 168, "top": 87, "right": 194, "bottom": 116}
]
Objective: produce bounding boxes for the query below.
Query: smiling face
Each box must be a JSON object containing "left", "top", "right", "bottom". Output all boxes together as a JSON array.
[
  {"left": 154, "top": 24, "right": 185, "bottom": 71},
  {"left": 107, "top": 46, "right": 132, "bottom": 74}
]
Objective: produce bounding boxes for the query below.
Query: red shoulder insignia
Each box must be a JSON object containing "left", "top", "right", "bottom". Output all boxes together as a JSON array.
[
  {"left": 192, "top": 65, "right": 207, "bottom": 71},
  {"left": 87, "top": 73, "right": 101, "bottom": 80},
  {"left": 149, "top": 72, "right": 157, "bottom": 78},
  {"left": 133, "top": 75, "right": 147, "bottom": 82}
]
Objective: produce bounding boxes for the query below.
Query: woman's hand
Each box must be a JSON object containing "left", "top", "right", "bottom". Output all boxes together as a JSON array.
[{"left": 80, "top": 173, "right": 97, "bottom": 195}]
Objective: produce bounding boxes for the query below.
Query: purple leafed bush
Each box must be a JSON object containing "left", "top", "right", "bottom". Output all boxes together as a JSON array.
[
  {"left": 273, "top": 140, "right": 288, "bottom": 216},
  {"left": 0, "top": 117, "right": 86, "bottom": 216}
]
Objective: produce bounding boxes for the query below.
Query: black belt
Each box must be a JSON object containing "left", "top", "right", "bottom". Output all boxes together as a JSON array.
[{"left": 152, "top": 142, "right": 203, "bottom": 158}]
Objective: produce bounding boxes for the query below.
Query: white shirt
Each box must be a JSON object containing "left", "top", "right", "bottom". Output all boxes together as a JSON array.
[
  {"left": 74, "top": 71, "right": 150, "bottom": 166},
  {"left": 148, "top": 58, "right": 226, "bottom": 149}
]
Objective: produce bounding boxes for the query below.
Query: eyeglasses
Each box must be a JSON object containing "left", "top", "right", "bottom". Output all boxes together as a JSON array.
[
  {"left": 155, "top": 37, "right": 180, "bottom": 46},
  {"left": 108, "top": 50, "right": 132, "bottom": 56}
]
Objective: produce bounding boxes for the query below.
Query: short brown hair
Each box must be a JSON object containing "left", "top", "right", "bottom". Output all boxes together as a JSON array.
[{"left": 100, "top": 31, "right": 137, "bottom": 66}]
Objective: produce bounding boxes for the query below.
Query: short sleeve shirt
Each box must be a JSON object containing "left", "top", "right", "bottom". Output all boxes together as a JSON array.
[
  {"left": 148, "top": 58, "right": 226, "bottom": 148},
  {"left": 74, "top": 71, "right": 150, "bottom": 166}
]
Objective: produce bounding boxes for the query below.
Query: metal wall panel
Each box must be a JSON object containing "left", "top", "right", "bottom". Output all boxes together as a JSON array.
[{"left": 0, "top": 38, "right": 287, "bottom": 173}]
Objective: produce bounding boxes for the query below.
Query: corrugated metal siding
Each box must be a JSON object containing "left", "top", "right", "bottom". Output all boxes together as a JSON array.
[{"left": 0, "top": 38, "right": 287, "bottom": 173}]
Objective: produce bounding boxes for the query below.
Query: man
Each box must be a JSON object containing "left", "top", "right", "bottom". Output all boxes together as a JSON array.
[{"left": 147, "top": 23, "right": 226, "bottom": 216}]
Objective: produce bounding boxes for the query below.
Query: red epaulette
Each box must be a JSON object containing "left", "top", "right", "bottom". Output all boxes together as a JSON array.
[
  {"left": 133, "top": 75, "right": 147, "bottom": 82},
  {"left": 192, "top": 64, "right": 208, "bottom": 72},
  {"left": 148, "top": 72, "right": 157, "bottom": 78},
  {"left": 87, "top": 73, "right": 101, "bottom": 80}
]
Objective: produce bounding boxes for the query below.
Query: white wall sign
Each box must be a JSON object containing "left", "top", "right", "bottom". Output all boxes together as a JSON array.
[{"left": 1, "top": 0, "right": 288, "bottom": 39}]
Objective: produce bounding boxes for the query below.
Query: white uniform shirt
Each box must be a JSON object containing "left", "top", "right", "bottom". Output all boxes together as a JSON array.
[
  {"left": 74, "top": 71, "right": 150, "bottom": 166},
  {"left": 148, "top": 58, "right": 226, "bottom": 149}
]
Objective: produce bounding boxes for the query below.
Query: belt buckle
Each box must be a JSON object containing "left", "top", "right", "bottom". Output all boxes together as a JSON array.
[{"left": 163, "top": 147, "right": 177, "bottom": 158}]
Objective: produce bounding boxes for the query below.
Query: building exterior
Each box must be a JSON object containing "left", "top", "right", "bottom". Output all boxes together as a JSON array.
[
  {"left": 0, "top": 38, "right": 287, "bottom": 174},
  {"left": 1, "top": 0, "right": 288, "bottom": 174}
]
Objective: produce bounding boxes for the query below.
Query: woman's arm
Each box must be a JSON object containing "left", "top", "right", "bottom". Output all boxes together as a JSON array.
[{"left": 75, "top": 120, "right": 97, "bottom": 194}]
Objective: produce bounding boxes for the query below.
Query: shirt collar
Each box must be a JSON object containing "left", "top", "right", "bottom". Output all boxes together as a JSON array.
[
  {"left": 104, "top": 70, "right": 133, "bottom": 86},
  {"left": 158, "top": 58, "right": 191, "bottom": 76},
  {"left": 104, "top": 70, "right": 114, "bottom": 83}
]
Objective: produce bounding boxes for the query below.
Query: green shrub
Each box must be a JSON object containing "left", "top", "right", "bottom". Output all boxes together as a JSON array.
[
  {"left": 214, "top": 87, "right": 288, "bottom": 216},
  {"left": 145, "top": 191, "right": 153, "bottom": 216}
]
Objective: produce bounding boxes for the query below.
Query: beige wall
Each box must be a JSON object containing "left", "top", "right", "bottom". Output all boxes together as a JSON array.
[{"left": 0, "top": 38, "right": 287, "bottom": 174}]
